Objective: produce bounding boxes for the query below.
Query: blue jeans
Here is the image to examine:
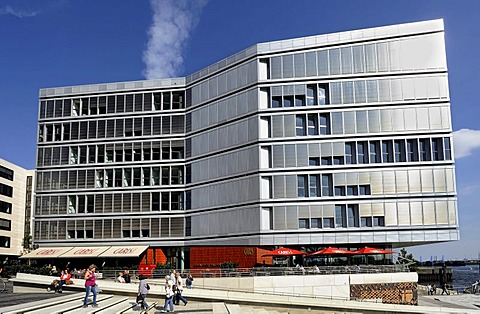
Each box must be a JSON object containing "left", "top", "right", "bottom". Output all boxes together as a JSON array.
[
  {"left": 175, "top": 291, "right": 187, "bottom": 305},
  {"left": 163, "top": 296, "right": 174, "bottom": 312},
  {"left": 83, "top": 285, "right": 97, "bottom": 306},
  {"left": 140, "top": 294, "right": 148, "bottom": 309}
]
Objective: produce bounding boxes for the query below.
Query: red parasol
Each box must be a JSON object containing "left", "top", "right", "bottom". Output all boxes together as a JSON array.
[
  {"left": 351, "top": 247, "right": 396, "bottom": 255},
  {"left": 261, "top": 247, "right": 306, "bottom": 257},
  {"left": 308, "top": 247, "right": 355, "bottom": 256}
]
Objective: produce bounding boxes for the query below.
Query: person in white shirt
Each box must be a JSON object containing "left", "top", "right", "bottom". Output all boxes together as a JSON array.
[
  {"left": 116, "top": 272, "right": 125, "bottom": 283},
  {"left": 174, "top": 272, "right": 188, "bottom": 306}
]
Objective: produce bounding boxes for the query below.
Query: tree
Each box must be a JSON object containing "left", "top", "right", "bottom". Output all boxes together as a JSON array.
[
  {"left": 397, "top": 248, "right": 419, "bottom": 271},
  {"left": 22, "top": 233, "right": 32, "bottom": 253}
]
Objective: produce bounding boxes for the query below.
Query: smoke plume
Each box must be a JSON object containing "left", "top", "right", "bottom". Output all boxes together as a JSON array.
[{"left": 143, "top": 0, "right": 207, "bottom": 79}]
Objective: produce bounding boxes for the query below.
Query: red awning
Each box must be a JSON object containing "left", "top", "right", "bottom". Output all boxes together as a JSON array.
[
  {"left": 308, "top": 247, "right": 355, "bottom": 256},
  {"left": 262, "top": 247, "right": 306, "bottom": 257},
  {"left": 351, "top": 247, "right": 396, "bottom": 255}
]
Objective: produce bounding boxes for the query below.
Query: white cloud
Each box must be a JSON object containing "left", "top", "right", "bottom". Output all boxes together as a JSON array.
[
  {"left": 0, "top": 5, "right": 39, "bottom": 18},
  {"left": 452, "top": 129, "right": 480, "bottom": 159},
  {"left": 143, "top": 0, "right": 208, "bottom": 80}
]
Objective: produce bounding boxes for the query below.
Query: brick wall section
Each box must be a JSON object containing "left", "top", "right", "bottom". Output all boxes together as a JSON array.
[
  {"left": 144, "top": 248, "right": 167, "bottom": 265},
  {"left": 350, "top": 282, "right": 418, "bottom": 305},
  {"left": 190, "top": 247, "right": 272, "bottom": 269}
]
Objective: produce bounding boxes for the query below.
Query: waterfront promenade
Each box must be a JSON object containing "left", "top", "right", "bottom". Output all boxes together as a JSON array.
[{"left": 1, "top": 273, "right": 479, "bottom": 313}]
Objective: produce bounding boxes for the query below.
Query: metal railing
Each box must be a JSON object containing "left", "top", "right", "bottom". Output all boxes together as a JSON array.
[{"left": 97, "top": 264, "right": 409, "bottom": 281}]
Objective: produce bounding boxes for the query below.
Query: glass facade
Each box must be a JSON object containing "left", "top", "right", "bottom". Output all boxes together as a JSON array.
[{"left": 34, "top": 19, "right": 458, "bottom": 251}]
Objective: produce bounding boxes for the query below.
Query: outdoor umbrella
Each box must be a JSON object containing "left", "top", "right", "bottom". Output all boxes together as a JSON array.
[
  {"left": 308, "top": 247, "right": 355, "bottom": 256},
  {"left": 261, "top": 247, "right": 306, "bottom": 257},
  {"left": 351, "top": 247, "right": 395, "bottom": 255},
  {"left": 308, "top": 247, "right": 354, "bottom": 266}
]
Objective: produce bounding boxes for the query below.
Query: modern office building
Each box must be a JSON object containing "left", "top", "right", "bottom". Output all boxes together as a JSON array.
[
  {"left": 0, "top": 158, "right": 35, "bottom": 262},
  {"left": 33, "top": 19, "right": 457, "bottom": 268}
]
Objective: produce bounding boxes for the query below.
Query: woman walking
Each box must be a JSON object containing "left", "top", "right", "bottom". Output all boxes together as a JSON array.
[
  {"left": 161, "top": 282, "right": 175, "bottom": 312},
  {"left": 83, "top": 264, "right": 98, "bottom": 308},
  {"left": 137, "top": 274, "right": 149, "bottom": 310}
]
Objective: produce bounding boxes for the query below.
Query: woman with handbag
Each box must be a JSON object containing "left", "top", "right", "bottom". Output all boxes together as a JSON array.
[
  {"left": 161, "top": 282, "right": 175, "bottom": 312},
  {"left": 83, "top": 264, "right": 98, "bottom": 308},
  {"left": 137, "top": 274, "right": 150, "bottom": 310}
]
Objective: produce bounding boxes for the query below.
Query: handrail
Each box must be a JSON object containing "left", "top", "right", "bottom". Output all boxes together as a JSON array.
[{"left": 95, "top": 264, "right": 409, "bottom": 281}]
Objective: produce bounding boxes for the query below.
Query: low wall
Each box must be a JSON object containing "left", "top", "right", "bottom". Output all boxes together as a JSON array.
[{"left": 193, "top": 272, "right": 418, "bottom": 303}]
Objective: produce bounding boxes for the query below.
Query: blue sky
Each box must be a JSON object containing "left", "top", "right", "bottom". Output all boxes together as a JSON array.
[{"left": 0, "top": 0, "right": 479, "bottom": 260}]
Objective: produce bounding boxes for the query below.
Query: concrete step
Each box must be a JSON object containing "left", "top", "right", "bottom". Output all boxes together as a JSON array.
[
  {"left": 211, "top": 302, "right": 228, "bottom": 314},
  {"left": 25, "top": 294, "right": 114, "bottom": 314},
  {"left": 64, "top": 295, "right": 131, "bottom": 314},
  {"left": 93, "top": 298, "right": 137, "bottom": 313},
  {"left": 1, "top": 292, "right": 85, "bottom": 314}
]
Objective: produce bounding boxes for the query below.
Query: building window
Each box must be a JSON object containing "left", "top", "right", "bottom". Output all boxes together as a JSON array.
[
  {"left": 347, "top": 205, "right": 359, "bottom": 227},
  {"left": 309, "top": 175, "right": 319, "bottom": 197},
  {"left": 361, "top": 217, "right": 372, "bottom": 227},
  {"left": 359, "top": 185, "right": 371, "bottom": 195},
  {"left": 335, "top": 205, "right": 347, "bottom": 228},
  {"left": 271, "top": 96, "right": 281, "bottom": 108},
  {"left": 309, "top": 157, "right": 320, "bottom": 166},
  {"left": 0, "top": 183, "right": 13, "bottom": 197},
  {"left": 321, "top": 174, "right": 333, "bottom": 196},
  {"left": 296, "top": 115, "right": 306, "bottom": 136},
  {"left": 319, "top": 114, "right": 330, "bottom": 135},
  {"left": 311, "top": 218, "right": 322, "bottom": 228},
  {"left": 0, "top": 236, "right": 10, "bottom": 248},
  {"left": 321, "top": 157, "right": 332, "bottom": 165},
  {"left": 369, "top": 141, "right": 381, "bottom": 163},
  {"left": 357, "top": 141, "right": 368, "bottom": 164},
  {"left": 444, "top": 137, "right": 452, "bottom": 160},
  {"left": 0, "top": 200, "right": 12, "bottom": 214},
  {"left": 307, "top": 114, "right": 318, "bottom": 135},
  {"left": 407, "top": 139, "right": 419, "bottom": 162},
  {"left": 394, "top": 140, "right": 406, "bottom": 162},
  {"left": 297, "top": 175, "right": 308, "bottom": 197},
  {"left": 323, "top": 218, "right": 334, "bottom": 228},
  {"left": 373, "top": 216, "right": 385, "bottom": 227},
  {"left": 382, "top": 140, "right": 394, "bottom": 163},
  {"left": 0, "top": 218, "right": 11, "bottom": 231},
  {"left": 0, "top": 165, "right": 14, "bottom": 181},
  {"left": 345, "top": 142, "right": 356, "bottom": 164},
  {"left": 299, "top": 218, "right": 309, "bottom": 229},
  {"left": 335, "top": 186, "right": 346, "bottom": 196},
  {"left": 419, "top": 139, "right": 431, "bottom": 161},
  {"left": 432, "top": 138, "right": 444, "bottom": 161},
  {"left": 347, "top": 185, "right": 358, "bottom": 196},
  {"left": 306, "top": 85, "right": 316, "bottom": 105}
]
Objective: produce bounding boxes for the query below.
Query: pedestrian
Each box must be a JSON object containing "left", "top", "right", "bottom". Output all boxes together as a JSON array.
[
  {"left": 427, "top": 283, "right": 432, "bottom": 295},
  {"left": 185, "top": 273, "right": 193, "bottom": 289},
  {"left": 161, "top": 282, "right": 175, "bottom": 312},
  {"left": 83, "top": 264, "right": 98, "bottom": 308},
  {"left": 137, "top": 274, "right": 150, "bottom": 310},
  {"left": 174, "top": 272, "right": 188, "bottom": 306},
  {"left": 116, "top": 271, "right": 125, "bottom": 283},
  {"left": 441, "top": 282, "right": 450, "bottom": 295},
  {"left": 123, "top": 270, "right": 131, "bottom": 283}
]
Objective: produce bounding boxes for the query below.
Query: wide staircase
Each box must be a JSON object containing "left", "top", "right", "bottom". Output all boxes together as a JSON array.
[{"left": 0, "top": 292, "right": 300, "bottom": 314}]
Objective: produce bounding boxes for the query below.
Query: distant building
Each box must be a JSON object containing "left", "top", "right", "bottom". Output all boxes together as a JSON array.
[
  {"left": 0, "top": 158, "right": 35, "bottom": 261},
  {"left": 33, "top": 19, "right": 457, "bottom": 268}
]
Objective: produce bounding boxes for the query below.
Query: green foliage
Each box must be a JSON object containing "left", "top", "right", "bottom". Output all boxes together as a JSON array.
[
  {"left": 155, "top": 263, "right": 174, "bottom": 270},
  {"left": 22, "top": 233, "right": 32, "bottom": 251},
  {"left": 1, "top": 264, "right": 51, "bottom": 277}
]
